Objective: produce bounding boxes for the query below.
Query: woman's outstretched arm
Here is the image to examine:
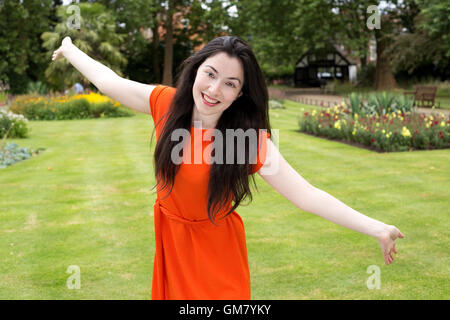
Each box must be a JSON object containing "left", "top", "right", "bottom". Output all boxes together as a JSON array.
[
  {"left": 257, "top": 139, "right": 405, "bottom": 265},
  {"left": 52, "top": 36, "right": 155, "bottom": 114}
]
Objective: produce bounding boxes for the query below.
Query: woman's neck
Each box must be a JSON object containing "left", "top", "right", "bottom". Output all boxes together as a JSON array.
[{"left": 191, "top": 106, "right": 220, "bottom": 129}]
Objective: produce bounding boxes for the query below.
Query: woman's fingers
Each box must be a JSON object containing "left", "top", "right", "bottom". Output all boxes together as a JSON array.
[
  {"left": 52, "top": 47, "right": 63, "bottom": 61},
  {"left": 379, "top": 226, "right": 404, "bottom": 265},
  {"left": 51, "top": 37, "right": 71, "bottom": 61}
]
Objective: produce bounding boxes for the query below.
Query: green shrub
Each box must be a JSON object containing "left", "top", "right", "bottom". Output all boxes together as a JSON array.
[
  {"left": 269, "top": 99, "right": 285, "bottom": 109},
  {"left": 26, "top": 81, "right": 50, "bottom": 95},
  {"left": 8, "top": 93, "right": 133, "bottom": 121},
  {"left": 56, "top": 98, "right": 91, "bottom": 120},
  {"left": 0, "top": 108, "right": 30, "bottom": 139},
  {"left": 346, "top": 91, "right": 416, "bottom": 117}
]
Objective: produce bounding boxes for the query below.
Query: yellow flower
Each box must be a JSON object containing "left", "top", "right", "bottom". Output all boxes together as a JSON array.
[
  {"left": 72, "top": 92, "right": 113, "bottom": 104},
  {"left": 401, "top": 126, "right": 411, "bottom": 137},
  {"left": 100, "top": 112, "right": 105, "bottom": 117},
  {"left": 312, "top": 110, "right": 317, "bottom": 116},
  {"left": 51, "top": 108, "right": 55, "bottom": 112},
  {"left": 334, "top": 120, "right": 341, "bottom": 130},
  {"left": 440, "top": 121, "right": 446, "bottom": 127},
  {"left": 318, "top": 124, "right": 322, "bottom": 128},
  {"left": 382, "top": 129, "right": 386, "bottom": 134}
]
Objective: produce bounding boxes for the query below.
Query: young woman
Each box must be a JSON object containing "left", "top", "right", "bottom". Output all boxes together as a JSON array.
[{"left": 52, "top": 36, "right": 404, "bottom": 300}]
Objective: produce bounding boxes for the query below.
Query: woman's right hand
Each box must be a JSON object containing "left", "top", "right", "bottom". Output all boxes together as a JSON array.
[{"left": 52, "top": 36, "right": 73, "bottom": 61}]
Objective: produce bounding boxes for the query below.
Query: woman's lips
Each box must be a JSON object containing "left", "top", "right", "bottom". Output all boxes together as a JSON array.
[{"left": 202, "top": 93, "right": 220, "bottom": 107}]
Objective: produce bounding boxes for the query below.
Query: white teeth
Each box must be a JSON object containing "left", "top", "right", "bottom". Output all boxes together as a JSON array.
[{"left": 203, "top": 93, "right": 219, "bottom": 104}]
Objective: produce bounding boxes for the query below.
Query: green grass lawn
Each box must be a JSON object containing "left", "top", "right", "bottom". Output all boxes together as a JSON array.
[{"left": 1, "top": 103, "right": 449, "bottom": 299}]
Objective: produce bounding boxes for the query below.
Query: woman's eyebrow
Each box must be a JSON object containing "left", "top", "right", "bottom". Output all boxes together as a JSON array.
[{"left": 205, "top": 65, "right": 241, "bottom": 84}]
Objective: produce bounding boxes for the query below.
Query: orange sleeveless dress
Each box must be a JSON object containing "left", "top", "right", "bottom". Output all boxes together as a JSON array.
[{"left": 149, "top": 85, "right": 269, "bottom": 300}]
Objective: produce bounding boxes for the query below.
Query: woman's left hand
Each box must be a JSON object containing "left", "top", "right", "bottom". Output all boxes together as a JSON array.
[{"left": 377, "top": 225, "right": 405, "bottom": 265}]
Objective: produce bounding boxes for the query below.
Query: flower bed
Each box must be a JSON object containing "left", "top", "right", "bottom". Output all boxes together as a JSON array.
[
  {"left": 8, "top": 92, "right": 133, "bottom": 121},
  {"left": 298, "top": 103, "right": 450, "bottom": 152}
]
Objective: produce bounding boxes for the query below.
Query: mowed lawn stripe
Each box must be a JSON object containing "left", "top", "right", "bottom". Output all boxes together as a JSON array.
[{"left": 1, "top": 102, "right": 449, "bottom": 299}]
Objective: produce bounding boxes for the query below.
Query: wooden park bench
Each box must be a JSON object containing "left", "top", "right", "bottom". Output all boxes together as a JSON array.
[{"left": 404, "top": 86, "right": 440, "bottom": 108}]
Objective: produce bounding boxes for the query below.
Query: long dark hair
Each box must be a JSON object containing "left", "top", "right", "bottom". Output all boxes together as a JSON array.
[{"left": 150, "top": 36, "right": 271, "bottom": 225}]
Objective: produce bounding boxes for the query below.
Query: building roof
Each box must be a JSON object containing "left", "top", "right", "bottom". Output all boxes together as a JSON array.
[{"left": 295, "top": 42, "right": 356, "bottom": 68}]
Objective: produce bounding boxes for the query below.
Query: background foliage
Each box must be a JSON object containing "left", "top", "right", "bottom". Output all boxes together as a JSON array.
[{"left": 0, "top": 0, "right": 448, "bottom": 93}]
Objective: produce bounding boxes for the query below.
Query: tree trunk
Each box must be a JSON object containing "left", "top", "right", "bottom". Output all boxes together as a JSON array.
[
  {"left": 360, "top": 55, "right": 367, "bottom": 70},
  {"left": 374, "top": 20, "right": 398, "bottom": 91},
  {"left": 162, "top": 0, "right": 174, "bottom": 86},
  {"left": 151, "top": 16, "right": 161, "bottom": 83}
]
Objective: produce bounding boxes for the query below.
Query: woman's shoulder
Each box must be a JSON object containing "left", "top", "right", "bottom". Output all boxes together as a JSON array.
[
  {"left": 149, "top": 85, "right": 177, "bottom": 120},
  {"left": 150, "top": 85, "right": 177, "bottom": 105}
]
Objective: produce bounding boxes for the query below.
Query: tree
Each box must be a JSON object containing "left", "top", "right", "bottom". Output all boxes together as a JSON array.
[
  {"left": 373, "top": 13, "right": 398, "bottom": 90},
  {"left": 418, "top": 0, "right": 450, "bottom": 60},
  {"left": 229, "top": 0, "right": 332, "bottom": 80},
  {"left": 96, "top": 0, "right": 233, "bottom": 86},
  {"left": 0, "top": 0, "right": 53, "bottom": 94},
  {"left": 386, "top": 1, "right": 449, "bottom": 81},
  {"left": 96, "top": 0, "right": 162, "bottom": 82},
  {"left": 42, "top": 2, "right": 127, "bottom": 91}
]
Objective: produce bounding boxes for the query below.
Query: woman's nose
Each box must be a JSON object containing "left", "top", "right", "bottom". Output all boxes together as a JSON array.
[{"left": 208, "top": 81, "right": 220, "bottom": 97}]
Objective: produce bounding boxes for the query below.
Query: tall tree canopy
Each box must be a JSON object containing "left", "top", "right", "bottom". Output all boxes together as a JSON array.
[
  {"left": 1, "top": 0, "right": 448, "bottom": 93},
  {"left": 0, "top": 0, "right": 53, "bottom": 93},
  {"left": 42, "top": 2, "right": 127, "bottom": 90}
]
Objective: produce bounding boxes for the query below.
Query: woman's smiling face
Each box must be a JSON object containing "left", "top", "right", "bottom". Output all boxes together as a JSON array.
[{"left": 192, "top": 52, "right": 244, "bottom": 127}]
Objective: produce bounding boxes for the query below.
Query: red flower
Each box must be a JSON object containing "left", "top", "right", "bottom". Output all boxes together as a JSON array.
[
  {"left": 371, "top": 138, "right": 375, "bottom": 143},
  {"left": 304, "top": 112, "right": 309, "bottom": 116}
]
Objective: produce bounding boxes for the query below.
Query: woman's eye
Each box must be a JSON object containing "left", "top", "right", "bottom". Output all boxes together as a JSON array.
[
  {"left": 207, "top": 72, "right": 215, "bottom": 78},
  {"left": 227, "top": 82, "right": 235, "bottom": 88}
]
